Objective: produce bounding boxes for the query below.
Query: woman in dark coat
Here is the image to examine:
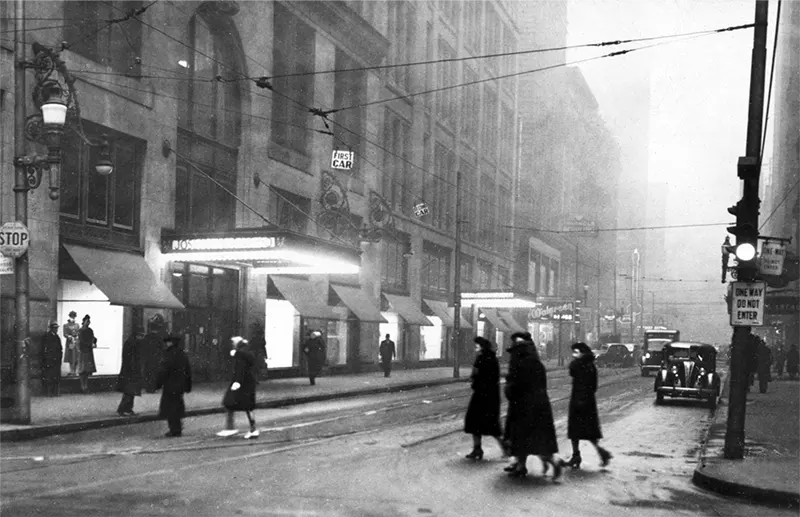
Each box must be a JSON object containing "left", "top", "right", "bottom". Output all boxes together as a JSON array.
[
  {"left": 565, "top": 342, "right": 612, "bottom": 469},
  {"left": 303, "top": 330, "right": 326, "bottom": 385},
  {"left": 503, "top": 332, "right": 561, "bottom": 479},
  {"left": 116, "top": 326, "right": 144, "bottom": 416},
  {"left": 464, "top": 337, "right": 504, "bottom": 460},
  {"left": 787, "top": 344, "right": 799, "bottom": 380},
  {"left": 76, "top": 315, "right": 97, "bottom": 393},
  {"left": 218, "top": 336, "right": 259, "bottom": 439},
  {"left": 40, "top": 321, "right": 63, "bottom": 396},
  {"left": 156, "top": 336, "right": 192, "bottom": 437}
]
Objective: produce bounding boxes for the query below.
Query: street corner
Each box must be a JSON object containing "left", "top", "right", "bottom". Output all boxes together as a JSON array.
[{"left": 693, "top": 456, "right": 800, "bottom": 510}]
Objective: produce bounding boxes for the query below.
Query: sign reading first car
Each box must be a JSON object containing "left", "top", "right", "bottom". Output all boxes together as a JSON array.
[
  {"left": 331, "top": 150, "right": 354, "bottom": 170},
  {"left": 0, "top": 221, "right": 30, "bottom": 258}
]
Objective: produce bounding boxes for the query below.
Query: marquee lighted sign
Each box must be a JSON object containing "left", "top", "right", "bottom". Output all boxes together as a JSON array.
[
  {"left": 461, "top": 291, "right": 538, "bottom": 308},
  {"left": 167, "top": 236, "right": 285, "bottom": 252}
]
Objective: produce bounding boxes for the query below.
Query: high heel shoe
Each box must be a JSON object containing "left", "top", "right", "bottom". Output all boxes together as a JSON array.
[
  {"left": 551, "top": 459, "right": 563, "bottom": 482},
  {"left": 598, "top": 448, "right": 612, "bottom": 467},
  {"left": 465, "top": 448, "right": 484, "bottom": 460},
  {"left": 508, "top": 466, "right": 527, "bottom": 478},
  {"left": 564, "top": 454, "right": 582, "bottom": 469}
]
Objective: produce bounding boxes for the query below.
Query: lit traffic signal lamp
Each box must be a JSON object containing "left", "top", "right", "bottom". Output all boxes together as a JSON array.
[{"left": 726, "top": 221, "right": 759, "bottom": 273}]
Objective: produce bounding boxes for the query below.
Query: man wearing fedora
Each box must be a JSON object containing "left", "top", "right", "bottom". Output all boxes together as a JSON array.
[
  {"left": 156, "top": 335, "right": 192, "bottom": 437},
  {"left": 40, "top": 320, "right": 63, "bottom": 397},
  {"left": 117, "top": 324, "right": 145, "bottom": 416}
]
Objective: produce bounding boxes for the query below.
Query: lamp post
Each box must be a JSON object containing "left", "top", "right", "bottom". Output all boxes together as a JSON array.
[{"left": 7, "top": 5, "right": 112, "bottom": 424}]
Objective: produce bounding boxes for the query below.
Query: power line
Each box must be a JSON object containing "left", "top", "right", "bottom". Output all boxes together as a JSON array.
[
  {"left": 760, "top": 178, "right": 800, "bottom": 230},
  {"left": 505, "top": 222, "right": 732, "bottom": 233}
]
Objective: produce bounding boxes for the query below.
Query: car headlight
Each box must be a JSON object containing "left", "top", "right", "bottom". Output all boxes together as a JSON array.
[
  {"left": 671, "top": 365, "right": 678, "bottom": 373},
  {"left": 645, "top": 353, "right": 651, "bottom": 359},
  {"left": 699, "top": 368, "right": 706, "bottom": 376}
]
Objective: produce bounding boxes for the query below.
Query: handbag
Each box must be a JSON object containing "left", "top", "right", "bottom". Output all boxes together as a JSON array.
[{"left": 222, "top": 386, "right": 238, "bottom": 409}]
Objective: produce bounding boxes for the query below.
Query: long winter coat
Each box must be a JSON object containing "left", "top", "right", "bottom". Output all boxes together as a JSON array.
[
  {"left": 116, "top": 335, "right": 143, "bottom": 396},
  {"left": 303, "top": 336, "right": 326, "bottom": 377},
  {"left": 40, "top": 331, "right": 63, "bottom": 381},
  {"left": 464, "top": 349, "right": 502, "bottom": 437},
  {"left": 62, "top": 320, "right": 79, "bottom": 364},
  {"left": 223, "top": 348, "right": 257, "bottom": 412},
  {"left": 141, "top": 331, "right": 165, "bottom": 392},
  {"left": 76, "top": 326, "right": 97, "bottom": 375},
  {"left": 787, "top": 346, "right": 799, "bottom": 375},
  {"left": 156, "top": 346, "right": 192, "bottom": 420},
  {"left": 504, "top": 341, "right": 558, "bottom": 457},
  {"left": 567, "top": 354, "right": 603, "bottom": 441}
]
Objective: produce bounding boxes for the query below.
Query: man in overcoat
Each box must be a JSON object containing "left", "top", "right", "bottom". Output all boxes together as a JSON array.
[
  {"left": 303, "top": 330, "right": 326, "bottom": 385},
  {"left": 40, "top": 321, "right": 63, "bottom": 396},
  {"left": 116, "top": 325, "right": 145, "bottom": 416},
  {"left": 379, "top": 334, "right": 396, "bottom": 378},
  {"left": 142, "top": 315, "right": 167, "bottom": 393},
  {"left": 156, "top": 335, "right": 192, "bottom": 437}
]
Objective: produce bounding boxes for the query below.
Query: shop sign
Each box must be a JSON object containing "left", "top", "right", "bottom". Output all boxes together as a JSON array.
[
  {"left": 0, "top": 253, "right": 13, "bottom": 275},
  {"left": 759, "top": 240, "right": 786, "bottom": 276},
  {"left": 764, "top": 295, "right": 799, "bottom": 315},
  {"left": 167, "top": 236, "right": 285, "bottom": 252},
  {"left": 331, "top": 150, "right": 354, "bottom": 170},
  {"left": 529, "top": 301, "right": 574, "bottom": 321},
  {"left": 413, "top": 203, "right": 430, "bottom": 217},
  {"left": 730, "top": 281, "right": 766, "bottom": 326}
]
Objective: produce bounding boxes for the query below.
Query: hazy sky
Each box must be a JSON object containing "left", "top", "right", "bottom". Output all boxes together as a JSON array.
[{"left": 564, "top": 0, "right": 778, "bottom": 342}]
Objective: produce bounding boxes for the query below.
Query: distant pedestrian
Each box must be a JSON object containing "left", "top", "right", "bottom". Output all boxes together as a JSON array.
[
  {"left": 116, "top": 325, "right": 145, "bottom": 416},
  {"left": 774, "top": 347, "right": 786, "bottom": 378},
  {"left": 379, "top": 334, "right": 396, "bottom": 378},
  {"left": 464, "top": 337, "right": 504, "bottom": 460},
  {"left": 503, "top": 332, "right": 561, "bottom": 480},
  {"left": 303, "top": 330, "right": 326, "bottom": 385},
  {"left": 142, "top": 314, "right": 167, "bottom": 393},
  {"left": 62, "top": 311, "right": 79, "bottom": 376},
  {"left": 564, "top": 342, "right": 612, "bottom": 469},
  {"left": 76, "top": 315, "right": 97, "bottom": 393},
  {"left": 757, "top": 341, "right": 772, "bottom": 393},
  {"left": 40, "top": 321, "right": 63, "bottom": 397},
  {"left": 786, "top": 344, "right": 799, "bottom": 381},
  {"left": 156, "top": 336, "right": 192, "bottom": 437},
  {"left": 217, "top": 337, "right": 259, "bottom": 439}
]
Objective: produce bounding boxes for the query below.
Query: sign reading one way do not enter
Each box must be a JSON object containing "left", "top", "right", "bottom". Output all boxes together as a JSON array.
[
  {"left": 730, "top": 281, "right": 766, "bottom": 327},
  {"left": 0, "top": 221, "right": 30, "bottom": 258}
]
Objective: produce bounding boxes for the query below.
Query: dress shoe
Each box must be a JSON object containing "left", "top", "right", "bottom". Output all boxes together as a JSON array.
[
  {"left": 598, "top": 447, "right": 612, "bottom": 467},
  {"left": 216, "top": 429, "right": 238, "bottom": 437},
  {"left": 507, "top": 466, "right": 527, "bottom": 478},
  {"left": 565, "top": 454, "right": 582, "bottom": 469},
  {"left": 165, "top": 431, "right": 181, "bottom": 437},
  {"left": 465, "top": 448, "right": 483, "bottom": 460},
  {"left": 244, "top": 430, "right": 260, "bottom": 440}
]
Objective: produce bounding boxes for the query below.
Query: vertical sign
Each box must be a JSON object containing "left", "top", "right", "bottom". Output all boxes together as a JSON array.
[
  {"left": 0, "top": 253, "right": 13, "bottom": 275},
  {"left": 759, "top": 240, "right": 786, "bottom": 276},
  {"left": 730, "top": 281, "right": 766, "bottom": 326}
]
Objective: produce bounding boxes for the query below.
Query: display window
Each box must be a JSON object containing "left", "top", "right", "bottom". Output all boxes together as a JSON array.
[
  {"left": 420, "top": 315, "right": 443, "bottom": 360},
  {"left": 306, "top": 312, "right": 348, "bottom": 366},
  {"left": 265, "top": 299, "right": 299, "bottom": 368}
]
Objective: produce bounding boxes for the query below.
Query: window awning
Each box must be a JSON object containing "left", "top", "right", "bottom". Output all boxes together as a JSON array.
[
  {"left": 63, "top": 244, "right": 184, "bottom": 310},
  {"left": 269, "top": 276, "right": 340, "bottom": 320},
  {"left": 424, "top": 299, "right": 472, "bottom": 329},
  {"left": 1, "top": 275, "right": 50, "bottom": 302},
  {"left": 482, "top": 309, "right": 513, "bottom": 333},
  {"left": 383, "top": 294, "right": 432, "bottom": 326},
  {"left": 331, "top": 285, "right": 386, "bottom": 323},
  {"left": 498, "top": 310, "right": 526, "bottom": 333}
]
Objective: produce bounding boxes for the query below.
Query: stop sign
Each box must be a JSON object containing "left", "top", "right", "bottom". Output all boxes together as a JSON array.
[{"left": 0, "top": 222, "right": 30, "bottom": 258}]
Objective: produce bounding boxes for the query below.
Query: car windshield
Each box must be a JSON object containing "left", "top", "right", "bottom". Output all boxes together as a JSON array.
[{"left": 646, "top": 339, "right": 672, "bottom": 351}]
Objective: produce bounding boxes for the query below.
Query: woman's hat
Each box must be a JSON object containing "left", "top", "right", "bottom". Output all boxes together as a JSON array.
[
  {"left": 571, "top": 342, "right": 593, "bottom": 355},
  {"left": 474, "top": 336, "right": 492, "bottom": 350},
  {"left": 82, "top": 314, "right": 91, "bottom": 322},
  {"left": 68, "top": 311, "right": 77, "bottom": 318},
  {"left": 231, "top": 336, "right": 248, "bottom": 348}
]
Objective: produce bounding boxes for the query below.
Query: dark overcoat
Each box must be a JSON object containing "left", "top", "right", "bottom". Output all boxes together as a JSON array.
[
  {"left": 787, "top": 346, "right": 799, "bottom": 375},
  {"left": 156, "top": 346, "right": 192, "bottom": 420},
  {"left": 303, "top": 336, "right": 326, "bottom": 377},
  {"left": 567, "top": 354, "right": 603, "bottom": 440},
  {"left": 464, "top": 349, "right": 502, "bottom": 437},
  {"left": 379, "top": 339, "right": 396, "bottom": 363},
  {"left": 116, "top": 335, "right": 143, "bottom": 396},
  {"left": 223, "top": 348, "right": 257, "bottom": 412},
  {"left": 141, "top": 331, "right": 165, "bottom": 392},
  {"left": 40, "top": 332, "right": 63, "bottom": 380},
  {"left": 504, "top": 342, "right": 558, "bottom": 457}
]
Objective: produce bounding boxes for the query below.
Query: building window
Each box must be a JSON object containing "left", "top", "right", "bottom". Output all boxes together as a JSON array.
[
  {"left": 477, "top": 260, "right": 492, "bottom": 289},
  {"left": 484, "top": 5, "right": 501, "bottom": 75},
  {"left": 551, "top": 260, "right": 559, "bottom": 296},
  {"left": 478, "top": 173, "right": 495, "bottom": 250},
  {"left": 333, "top": 49, "right": 366, "bottom": 177},
  {"left": 460, "top": 159, "right": 477, "bottom": 243},
  {"left": 176, "top": 11, "right": 241, "bottom": 232},
  {"left": 381, "top": 233, "right": 409, "bottom": 292},
  {"left": 382, "top": 109, "right": 411, "bottom": 213},
  {"left": 497, "top": 175, "right": 512, "bottom": 250},
  {"left": 425, "top": 23, "right": 434, "bottom": 109},
  {"left": 268, "top": 187, "right": 310, "bottom": 234},
  {"left": 459, "top": 254, "right": 473, "bottom": 290},
  {"left": 500, "top": 105, "right": 515, "bottom": 172},
  {"left": 481, "top": 88, "right": 498, "bottom": 160},
  {"left": 502, "top": 25, "right": 517, "bottom": 94},
  {"left": 540, "top": 256, "right": 550, "bottom": 295},
  {"left": 63, "top": 1, "right": 143, "bottom": 76},
  {"left": 421, "top": 242, "right": 451, "bottom": 294},
  {"left": 437, "top": 39, "right": 457, "bottom": 127},
  {"left": 272, "top": 3, "right": 315, "bottom": 156},
  {"left": 461, "top": 67, "right": 479, "bottom": 147},
  {"left": 60, "top": 121, "right": 143, "bottom": 241},
  {"left": 432, "top": 143, "right": 455, "bottom": 231},
  {"left": 528, "top": 250, "right": 539, "bottom": 293},
  {"left": 387, "top": 1, "right": 413, "bottom": 91}
]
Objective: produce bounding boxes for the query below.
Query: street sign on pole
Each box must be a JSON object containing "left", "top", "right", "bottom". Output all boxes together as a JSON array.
[
  {"left": 730, "top": 281, "right": 766, "bottom": 326},
  {"left": 0, "top": 221, "right": 30, "bottom": 258},
  {"left": 759, "top": 240, "right": 786, "bottom": 276}
]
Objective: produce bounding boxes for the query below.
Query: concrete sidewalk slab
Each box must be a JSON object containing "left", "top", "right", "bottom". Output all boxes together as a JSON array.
[{"left": 693, "top": 377, "right": 800, "bottom": 509}]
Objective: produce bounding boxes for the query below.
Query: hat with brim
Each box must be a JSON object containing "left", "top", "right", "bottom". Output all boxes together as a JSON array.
[{"left": 48, "top": 320, "right": 59, "bottom": 328}]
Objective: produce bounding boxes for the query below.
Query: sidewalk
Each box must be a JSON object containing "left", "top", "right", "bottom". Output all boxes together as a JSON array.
[
  {"left": 0, "top": 359, "right": 585, "bottom": 442},
  {"left": 693, "top": 375, "right": 800, "bottom": 509}
]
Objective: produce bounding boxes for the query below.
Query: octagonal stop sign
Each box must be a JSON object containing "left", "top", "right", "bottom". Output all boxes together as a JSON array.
[{"left": 0, "top": 222, "right": 30, "bottom": 258}]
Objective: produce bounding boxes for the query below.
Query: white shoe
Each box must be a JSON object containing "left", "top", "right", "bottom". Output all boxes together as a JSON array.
[
  {"left": 216, "top": 429, "right": 238, "bottom": 437},
  {"left": 244, "top": 430, "right": 260, "bottom": 439}
]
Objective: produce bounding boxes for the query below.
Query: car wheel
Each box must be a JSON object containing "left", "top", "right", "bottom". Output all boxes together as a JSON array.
[
  {"left": 707, "top": 395, "right": 717, "bottom": 410},
  {"left": 655, "top": 392, "right": 664, "bottom": 405}
]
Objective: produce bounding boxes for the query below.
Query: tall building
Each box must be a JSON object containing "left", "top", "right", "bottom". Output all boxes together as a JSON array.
[{"left": 0, "top": 0, "right": 522, "bottom": 405}]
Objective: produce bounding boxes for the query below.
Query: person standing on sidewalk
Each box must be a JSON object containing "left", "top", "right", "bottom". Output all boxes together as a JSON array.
[
  {"left": 774, "top": 346, "right": 786, "bottom": 378},
  {"left": 141, "top": 314, "right": 167, "bottom": 393},
  {"left": 786, "top": 344, "right": 799, "bottom": 381},
  {"left": 757, "top": 340, "right": 772, "bottom": 393},
  {"left": 62, "top": 311, "right": 79, "bottom": 376},
  {"left": 303, "top": 330, "right": 326, "bottom": 386},
  {"left": 249, "top": 322, "right": 268, "bottom": 382},
  {"left": 40, "top": 321, "right": 63, "bottom": 397},
  {"left": 563, "top": 342, "right": 612, "bottom": 469},
  {"left": 217, "top": 337, "right": 259, "bottom": 439},
  {"left": 76, "top": 315, "right": 97, "bottom": 393},
  {"left": 379, "top": 334, "right": 396, "bottom": 378},
  {"left": 156, "top": 336, "right": 192, "bottom": 437},
  {"left": 464, "top": 337, "right": 504, "bottom": 460},
  {"left": 116, "top": 325, "right": 145, "bottom": 416}
]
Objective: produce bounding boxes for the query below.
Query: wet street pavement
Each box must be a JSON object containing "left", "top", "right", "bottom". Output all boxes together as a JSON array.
[{"left": 2, "top": 370, "right": 796, "bottom": 517}]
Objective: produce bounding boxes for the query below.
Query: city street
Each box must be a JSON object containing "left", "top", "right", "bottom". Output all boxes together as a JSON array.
[{"left": 2, "top": 370, "right": 794, "bottom": 517}]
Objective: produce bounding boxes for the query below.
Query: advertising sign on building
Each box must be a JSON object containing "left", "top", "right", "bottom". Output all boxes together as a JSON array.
[
  {"left": 730, "top": 281, "right": 766, "bottom": 326},
  {"left": 759, "top": 240, "right": 786, "bottom": 276},
  {"left": 529, "top": 301, "right": 576, "bottom": 322},
  {"left": 331, "top": 150, "right": 354, "bottom": 170},
  {"left": 413, "top": 203, "right": 429, "bottom": 217}
]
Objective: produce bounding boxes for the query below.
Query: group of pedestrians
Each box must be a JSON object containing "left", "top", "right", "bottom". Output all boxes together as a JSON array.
[{"left": 463, "top": 332, "right": 611, "bottom": 480}]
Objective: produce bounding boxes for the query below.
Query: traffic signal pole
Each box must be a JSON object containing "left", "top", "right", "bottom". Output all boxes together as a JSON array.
[{"left": 724, "top": 0, "right": 768, "bottom": 460}]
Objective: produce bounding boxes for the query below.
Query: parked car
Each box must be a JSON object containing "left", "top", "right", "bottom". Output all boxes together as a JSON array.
[
  {"left": 596, "top": 344, "right": 635, "bottom": 368},
  {"left": 654, "top": 342, "right": 720, "bottom": 408}
]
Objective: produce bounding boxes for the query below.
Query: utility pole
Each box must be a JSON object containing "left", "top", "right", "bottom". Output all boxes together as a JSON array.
[
  {"left": 452, "top": 166, "right": 462, "bottom": 379},
  {"left": 724, "top": 0, "right": 768, "bottom": 460}
]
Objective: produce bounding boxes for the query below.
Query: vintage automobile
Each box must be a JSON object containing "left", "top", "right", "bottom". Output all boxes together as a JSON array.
[
  {"left": 641, "top": 329, "right": 680, "bottom": 376},
  {"left": 596, "top": 343, "right": 635, "bottom": 368},
  {"left": 654, "top": 342, "right": 720, "bottom": 408}
]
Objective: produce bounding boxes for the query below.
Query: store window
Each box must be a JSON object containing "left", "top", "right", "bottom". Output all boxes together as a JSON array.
[
  {"left": 264, "top": 299, "right": 298, "bottom": 368},
  {"left": 306, "top": 317, "right": 348, "bottom": 366},
  {"left": 421, "top": 242, "right": 451, "bottom": 295},
  {"left": 420, "top": 315, "right": 443, "bottom": 360},
  {"left": 380, "top": 312, "right": 401, "bottom": 361},
  {"left": 382, "top": 110, "right": 411, "bottom": 213}
]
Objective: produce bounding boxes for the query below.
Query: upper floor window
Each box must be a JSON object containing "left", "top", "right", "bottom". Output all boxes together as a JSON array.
[
  {"left": 461, "top": 67, "right": 479, "bottom": 147},
  {"left": 497, "top": 266, "right": 510, "bottom": 290},
  {"left": 477, "top": 260, "right": 493, "bottom": 289},
  {"left": 272, "top": 3, "right": 315, "bottom": 156},
  {"left": 481, "top": 88, "right": 498, "bottom": 160},
  {"left": 63, "top": 1, "right": 143, "bottom": 76},
  {"left": 464, "top": 1, "right": 482, "bottom": 52},
  {"left": 381, "top": 233, "right": 409, "bottom": 293},
  {"left": 382, "top": 109, "right": 411, "bottom": 214},
  {"left": 421, "top": 242, "right": 451, "bottom": 294},
  {"left": 432, "top": 143, "right": 455, "bottom": 231},
  {"left": 387, "top": 1, "right": 414, "bottom": 91},
  {"left": 436, "top": 39, "right": 457, "bottom": 127},
  {"left": 497, "top": 175, "right": 512, "bottom": 250},
  {"left": 484, "top": 5, "right": 501, "bottom": 74},
  {"left": 478, "top": 173, "right": 495, "bottom": 250},
  {"left": 268, "top": 187, "right": 310, "bottom": 234},
  {"left": 459, "top": 254, "right": 474, "bottom": 289},
  {"left": 60, "top": 121, "right": 144, "bottom": 244},
  {"left": 333, "top": 49, "right": 366, "bottom": 177},
  {"left": 502, "top": 25, "right": 517, "bottom": 94},
  {"left": 460, "top": 159, "right": 477, "bottom": 243}
]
